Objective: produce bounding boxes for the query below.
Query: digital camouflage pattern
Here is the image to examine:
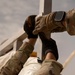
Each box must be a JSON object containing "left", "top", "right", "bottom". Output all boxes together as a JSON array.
[{"left": 0, "top": 42, "right": 34, "bottom": 75}]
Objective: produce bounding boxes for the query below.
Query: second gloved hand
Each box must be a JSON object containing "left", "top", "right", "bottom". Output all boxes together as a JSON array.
[{"left": 23, "top": 15, "right": 38, "bottom": 39}]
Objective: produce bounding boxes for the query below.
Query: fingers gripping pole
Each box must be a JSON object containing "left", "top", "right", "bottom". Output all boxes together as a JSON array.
[{"left": 63, "top": 50, "right": 75, "bottom": 68}]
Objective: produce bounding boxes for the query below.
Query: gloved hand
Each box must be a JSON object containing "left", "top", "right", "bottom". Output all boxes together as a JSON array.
[
  {"left": 33, "top": 16, "right": 46, "bottom": 34},
  {"left": 39, "top": 33, "right": 59, "bottom": 60},
  {"left": 33, "top": 15, "right": 51, "bottom": 39},
  {"left": 33, "top": 9, "right": 75, "bottom": 37},
  {"left": 33, "top": 13, "right": 65, "bottom": 39},
  {"left": 23, "top": 15, "right": 38, "bottom": 39}
]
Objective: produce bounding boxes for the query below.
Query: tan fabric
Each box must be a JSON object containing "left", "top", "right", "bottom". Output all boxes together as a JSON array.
[
  {"left": 33, "top": 9, "right": 75, "bottom": 38},
  {"left": 19, "top": 57, "right": 41, "bottom": 75},
  {"left": 33, "top": 12, "right": 66, "bottom": 39},
  {"left": 45, "top": 13, "right": 66, "bottom": 33},
  {"left": 0, "top": 42, "right": 34, "bottom": 75},
  {"left": 0, "top": 50, "right": 16, "bottom": 70},
  {"left": 34, "top": 60, "right": 63, "bottom": 75}
]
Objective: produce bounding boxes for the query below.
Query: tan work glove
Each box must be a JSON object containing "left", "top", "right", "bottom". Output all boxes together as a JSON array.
[
  {"left": 33, "top": 9, "right": 75, "bottom": 38},
  {"left": 34, "top": 59, "right": 63, "bottom": 75},
  {"left": 33, "top": 13, "right": 66, "bottom": 39},
  {"left": 33, "top": 14, "right": 53, "bottom": 39}
]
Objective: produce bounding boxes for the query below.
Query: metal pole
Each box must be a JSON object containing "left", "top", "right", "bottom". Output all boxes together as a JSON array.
[
  {"left": 38, "top": 0, "right": 52, "bottom": 60},
  {"left": 63, "top": 50, "right": 75, "bottom": 68}
]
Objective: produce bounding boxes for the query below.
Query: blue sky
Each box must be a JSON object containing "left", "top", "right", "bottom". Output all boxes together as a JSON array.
[{"left": 0, "top": 0, "right": 75, "bottom": 75}]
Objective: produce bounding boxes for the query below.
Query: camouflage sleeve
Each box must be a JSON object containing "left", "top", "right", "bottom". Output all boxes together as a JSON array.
[
  {"left": 18, "top": 42, "right": 34, "bottom": 64},
  {"left": 0, "top": 42, "right": 34, "bottom": 75}
]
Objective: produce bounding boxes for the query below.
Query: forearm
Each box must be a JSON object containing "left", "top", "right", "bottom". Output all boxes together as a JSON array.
[
  {"left": 0, "top": 39, "right": 36, "bottom": 75},
  {"left": 19, "top": 38, "right": 37, "bottom": 51},
  {"left": 28, "top": 38, "right": 37, "bottom": 46}
]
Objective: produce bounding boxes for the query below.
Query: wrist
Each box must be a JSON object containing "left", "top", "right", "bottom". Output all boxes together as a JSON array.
[
  {"left": 28, "top": 38, "right": 37, "bottom": 46},
  {"left": 28, "top": 34, "right": 38, "bottom": 39}
]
